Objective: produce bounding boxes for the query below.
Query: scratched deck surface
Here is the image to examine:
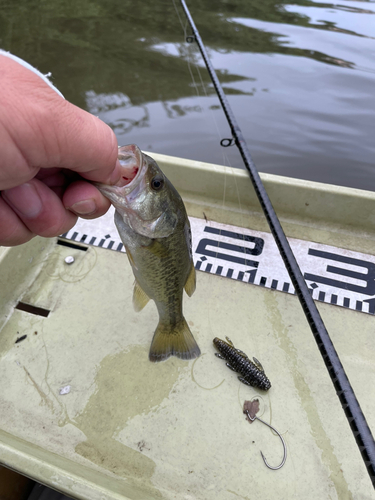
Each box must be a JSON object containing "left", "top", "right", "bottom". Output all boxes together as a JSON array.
[{"left": 0, "top": 155, "right": 374, "bottom": 500}]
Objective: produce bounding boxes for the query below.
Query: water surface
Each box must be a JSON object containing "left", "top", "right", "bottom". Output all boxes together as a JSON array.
[{"left": 0, "top": 0, "right": 374, "bottom": 190}]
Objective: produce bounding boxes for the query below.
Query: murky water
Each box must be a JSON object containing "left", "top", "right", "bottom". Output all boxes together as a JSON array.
[{"left": 0, "top": 0, "right": 374, "bottom": 190}]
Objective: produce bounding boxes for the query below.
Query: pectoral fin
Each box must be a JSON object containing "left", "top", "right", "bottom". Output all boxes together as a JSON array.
[
  {"left": 125, "top": 246, "right": 138, "bottom": 270},
  {"left": 184, "top": 263, "right": 196, "bottom": 297},
  {"left": 133, "top": 280, "right": 150, "bottom": 312},
  {"left": 146, "top": 239, "right": 169, "bottom": 259}
]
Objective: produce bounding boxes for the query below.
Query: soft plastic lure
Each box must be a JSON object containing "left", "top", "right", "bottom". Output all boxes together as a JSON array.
[{"left": 213, "top": 337, "right": 271, "bottom": 391}]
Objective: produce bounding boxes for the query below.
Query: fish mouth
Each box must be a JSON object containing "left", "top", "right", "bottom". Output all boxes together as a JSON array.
[
  {"left": 115, "top": 145, "right": 147, "bottom": 192},
  {"left": 94, "top": 145, "right": 147, "bottom": 202}
]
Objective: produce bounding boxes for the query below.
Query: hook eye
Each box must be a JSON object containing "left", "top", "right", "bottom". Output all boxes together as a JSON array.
[{"left": 186, "top": 35, "right": 195, "bottom": 43}]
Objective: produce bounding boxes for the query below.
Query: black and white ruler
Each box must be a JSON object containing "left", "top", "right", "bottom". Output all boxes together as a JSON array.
[{"left": 61, "top": 209, "right": 375, "bottom": 315}]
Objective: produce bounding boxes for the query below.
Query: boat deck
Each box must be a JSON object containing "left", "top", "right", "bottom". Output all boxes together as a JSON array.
[{"left": 0, "top": 153, "right": 374, "bottom": 499}]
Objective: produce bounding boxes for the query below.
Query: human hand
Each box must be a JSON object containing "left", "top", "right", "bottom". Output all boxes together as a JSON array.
[{"left": 0, "top": 54, "right": 121, "bottom": 246}]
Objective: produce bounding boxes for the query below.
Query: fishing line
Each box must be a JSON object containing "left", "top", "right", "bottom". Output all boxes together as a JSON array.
[
  {"left": 173, "top": 0, "right": 247, "bottom": 254},
  {"left": 187, "top": 30, "right": 248, "bottom": 232},
  {"left": 191, "top": 49, "right": 247, "bottom": 229},
  {"left": 173, "top": 0, "right": 203, "bottom": 108},
  {"left": 179, "top": 0, "right": 375, "bottom": 487},
  {"left": 173, "top": 0, "right": 223, "bottom": 145},
  {"left": 173, "top": 0, "right": 246, "bottom": 232}
]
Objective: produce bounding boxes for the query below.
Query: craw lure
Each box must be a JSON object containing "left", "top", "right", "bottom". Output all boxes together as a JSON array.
[{"left": 213, "top": 337, "right": 271, "bottom": 391}]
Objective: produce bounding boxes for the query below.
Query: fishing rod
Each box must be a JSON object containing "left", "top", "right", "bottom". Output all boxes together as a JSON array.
[{"left": 179, "top": 0, "right": 375, "bottom": 487}]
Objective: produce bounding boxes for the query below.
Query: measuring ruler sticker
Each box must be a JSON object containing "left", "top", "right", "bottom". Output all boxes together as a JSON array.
[
  {"left": 60, "top": 208, "right": 125, "bottom": 253},
  {"left": 61, "top": 228, "right": 125, "bottom": 252},
  {"left": 189, "top": 217, "right": 375, "bottom": 315},
  {"left": 60, "top": 210, "right": 375, "bottom": 315}
]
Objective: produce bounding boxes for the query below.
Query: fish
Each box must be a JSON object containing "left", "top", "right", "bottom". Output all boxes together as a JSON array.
[
  {"left": 213, "top": 336, "right": 271, "bottom": 391},
  {"left": 95, "top": 144, "right": 200, "bottom": 362}
]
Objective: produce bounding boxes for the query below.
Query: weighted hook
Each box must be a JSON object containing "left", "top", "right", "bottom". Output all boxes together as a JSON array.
[{"left": 245, "top": 411, "right": 287, "bottom": 470}]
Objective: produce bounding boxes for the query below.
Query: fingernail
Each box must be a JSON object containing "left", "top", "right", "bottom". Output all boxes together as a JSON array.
[
  {"left": 2, "top": 183, "right": 43, "bottom": 218},
  {"left": 69, "top": 199, "right": 96, "bottom": 215}
]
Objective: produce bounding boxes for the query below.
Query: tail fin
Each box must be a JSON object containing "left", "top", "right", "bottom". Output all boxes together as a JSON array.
[{"left": 149, "top": 317, "right": 201, "bottom": 362}]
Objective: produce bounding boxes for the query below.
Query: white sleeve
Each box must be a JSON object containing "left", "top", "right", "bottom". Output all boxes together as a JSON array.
[{"left": 0, "top": 49, "right": 64, "bottom": 99}]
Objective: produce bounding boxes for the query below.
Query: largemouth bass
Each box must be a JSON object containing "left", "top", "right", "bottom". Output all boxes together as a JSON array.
[{"left": 96, "top": 144, "right": 200, "bottom": 362}]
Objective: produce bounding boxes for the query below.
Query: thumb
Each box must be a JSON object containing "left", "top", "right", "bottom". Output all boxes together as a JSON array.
[
  {"left": 0, "top": 55, "right": 121, "bottom": 188},
  {"left": 46, "top": 100, "right": 122, "bottom": 184}
]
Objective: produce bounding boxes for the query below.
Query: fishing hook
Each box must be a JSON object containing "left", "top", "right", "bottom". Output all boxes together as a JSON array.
[{"left": 245, "top": 411, "right": 287, "bottom": 470}]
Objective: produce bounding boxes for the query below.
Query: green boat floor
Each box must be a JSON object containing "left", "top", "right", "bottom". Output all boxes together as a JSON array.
[{"left": 0, "top": 155, "right": 374, "bottom": 499}]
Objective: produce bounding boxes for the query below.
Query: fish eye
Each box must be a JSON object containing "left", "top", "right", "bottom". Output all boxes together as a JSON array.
[{"left": 151, "top": 177, "right": 164, "bottom": 191}]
